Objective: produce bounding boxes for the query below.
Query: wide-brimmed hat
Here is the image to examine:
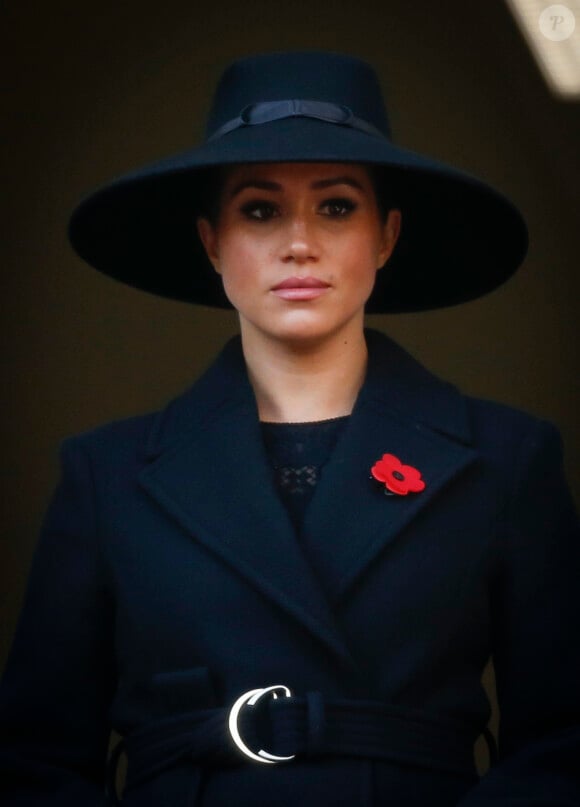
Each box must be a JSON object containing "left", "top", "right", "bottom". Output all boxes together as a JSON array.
[{"left": 68, "top": 50, "right": 528, "bottom": 313}]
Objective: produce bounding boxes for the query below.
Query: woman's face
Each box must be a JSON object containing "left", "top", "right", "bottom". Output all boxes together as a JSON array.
[{"left": 197, "top": 162, "right": 401, "bottom": 347}]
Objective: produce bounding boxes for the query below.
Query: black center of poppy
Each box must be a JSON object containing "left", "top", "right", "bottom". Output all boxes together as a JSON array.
[{"left": 392, "top": 471, "right": 405, "bottom": 481}]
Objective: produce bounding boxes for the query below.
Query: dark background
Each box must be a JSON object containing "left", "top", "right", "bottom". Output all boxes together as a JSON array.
[{"left": 2, "top": 0, "right": 579, "bottom": 766}]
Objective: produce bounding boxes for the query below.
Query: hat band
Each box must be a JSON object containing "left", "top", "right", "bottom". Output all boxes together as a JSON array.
[{"left": 206, "top": 99, "right": 388, "bottom": 142}]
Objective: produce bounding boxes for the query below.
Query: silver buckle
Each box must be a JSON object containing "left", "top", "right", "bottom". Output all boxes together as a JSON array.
[{"left": 227, "top": 685, "right": 296, "bottom": 764}]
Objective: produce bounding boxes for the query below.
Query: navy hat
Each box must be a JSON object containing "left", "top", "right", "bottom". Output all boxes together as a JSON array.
[{"left": 68, "top": 51, "right": 528, "bottom": 313}]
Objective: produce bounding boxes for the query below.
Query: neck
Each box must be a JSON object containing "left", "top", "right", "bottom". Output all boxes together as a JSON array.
[{"left": 240, "top": 322, "right": 368, "bottom": 423}]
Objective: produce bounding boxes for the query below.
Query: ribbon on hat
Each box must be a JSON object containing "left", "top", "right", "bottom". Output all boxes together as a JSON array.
[{"left": 207, "top": 99, "right": 388, "bottom": 142}]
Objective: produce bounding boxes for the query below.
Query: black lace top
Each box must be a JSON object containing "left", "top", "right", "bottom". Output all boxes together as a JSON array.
[{"left": 260, "top": 416, "right": 350, "bottom": 535}]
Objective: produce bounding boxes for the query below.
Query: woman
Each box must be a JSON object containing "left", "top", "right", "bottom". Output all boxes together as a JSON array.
[{"left": 1, "top": 51, "right": 579, "bottom": 806}]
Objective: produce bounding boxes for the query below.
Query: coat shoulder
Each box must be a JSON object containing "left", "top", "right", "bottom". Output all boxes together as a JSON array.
[
  {"left": 364, "top": 329, "right": 563, "bottom": 457},
  {"left": 463, "top": 393, "right": 562, "bottom": 456},
  {"left": 60, "top": 409, "right": 161, "bottom": 465}
]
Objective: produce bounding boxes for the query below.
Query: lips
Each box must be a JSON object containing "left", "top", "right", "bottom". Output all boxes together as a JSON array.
[
  {"left": 271, "top": 276, "right": 331, "bottom": 301},
  {"left": 272, "top": 276, "right": 330, "bottom": 290}
]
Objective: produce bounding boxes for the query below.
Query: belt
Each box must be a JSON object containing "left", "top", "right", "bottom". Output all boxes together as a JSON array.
[{"left": 106, "top": 686, "right": 496, "bottom": 804}]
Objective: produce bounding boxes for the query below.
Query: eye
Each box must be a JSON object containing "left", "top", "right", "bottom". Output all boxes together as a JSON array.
[
  {"left": 319, "top": 197, "right": 357, "bottom": 218},
  {"left": 240, "top": 200, "right": 279, "bottom": 221}
]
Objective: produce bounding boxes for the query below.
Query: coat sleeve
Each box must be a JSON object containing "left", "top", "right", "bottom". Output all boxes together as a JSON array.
[
  {"left": 458, "top": 419, "right": 580, "bottom": 805},
  {"left": 0, "top": 437, "right": 115, "bottom": 806}
]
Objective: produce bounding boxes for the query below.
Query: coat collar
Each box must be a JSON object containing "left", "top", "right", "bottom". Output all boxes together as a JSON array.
[
  {"left": 139, "top": 329, "right": 476, "bottom": 668},
  {"left": 356, "top": 329, "right": 472, "bottom": 444},
  {"left": 144, "top": 329, "right": 472, "bottom": 459}
]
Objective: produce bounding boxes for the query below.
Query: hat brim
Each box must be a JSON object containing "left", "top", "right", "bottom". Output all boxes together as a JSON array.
[{"left": 68, "top": 116, "right": 528, "bottom": 313}]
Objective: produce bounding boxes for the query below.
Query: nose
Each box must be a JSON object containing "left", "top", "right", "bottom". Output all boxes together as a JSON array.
[{"left": 280, "top": 216, "right": 319, "bottom": 264}]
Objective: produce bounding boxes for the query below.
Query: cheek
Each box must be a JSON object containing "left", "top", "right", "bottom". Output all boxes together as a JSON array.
[
  {"left": 216, "top": 237, "right": 268, "bottom": 305},
  {"left": 341, "top": 233, "right": 383, "bottom": 280},
  {"left": 217, "top": 236, "right": 257, "bottom": 278}
]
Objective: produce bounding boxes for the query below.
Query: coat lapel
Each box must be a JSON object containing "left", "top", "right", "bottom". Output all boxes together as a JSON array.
[
  {"left": 138, "top": 338, "right": 357, "bottom": 669},
  {"left": 302, "top": 329, "right": 478, "bottom": 602},
  {"left": 138, "top": 330, "right": 478, "bottom": 664}
]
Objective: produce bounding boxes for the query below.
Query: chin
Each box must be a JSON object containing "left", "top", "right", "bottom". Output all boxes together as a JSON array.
[{"left": 253, "top": 312, "right": 365, "bottom": 349}]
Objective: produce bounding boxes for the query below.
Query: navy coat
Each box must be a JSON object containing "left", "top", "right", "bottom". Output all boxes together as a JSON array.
[{"left": 1, "top": 329, "right": 580, "bottom": 806}]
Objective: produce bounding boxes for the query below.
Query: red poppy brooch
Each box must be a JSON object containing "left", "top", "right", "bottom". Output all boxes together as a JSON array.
[{"left": 371, "top": 453, "right": 426, "bottom": 496}]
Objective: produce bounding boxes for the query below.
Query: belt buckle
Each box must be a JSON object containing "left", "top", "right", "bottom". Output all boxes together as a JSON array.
[{"left": 227, "top": 684, "right": 295, "bottom": 764}]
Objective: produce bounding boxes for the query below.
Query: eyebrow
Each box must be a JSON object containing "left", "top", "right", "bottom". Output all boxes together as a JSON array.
[
  {"left": 228, "top": 175, "right": 365, "bottom": 198},
  {"left": 310, "top": 176, "right": 365, "bottom": 192},
  {"left": 228, "top": 180, "right": 281, "bottom": 198}
]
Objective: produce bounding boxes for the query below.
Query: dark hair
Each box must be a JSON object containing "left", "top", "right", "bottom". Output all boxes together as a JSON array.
[
  {"left": 195, "top": 166, "right": 229, "bottom": 224},
  {"left": 367, "top": 165, "right": 400, "bottom": 223},
  {"left": 196, "top": 164, "right": 399, "bottom": 224}
]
